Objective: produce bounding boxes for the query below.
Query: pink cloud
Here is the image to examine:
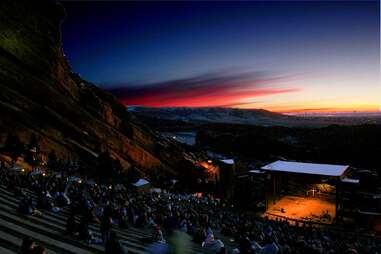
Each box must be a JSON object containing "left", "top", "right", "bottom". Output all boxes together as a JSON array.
[{"left": 107, "top": 71, "right": 301, "bottom": 107}]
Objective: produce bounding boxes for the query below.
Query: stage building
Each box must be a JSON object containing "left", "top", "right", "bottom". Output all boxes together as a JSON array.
[
  {"left": 217, "top": 159, "right": 236, "bottom": 199},
  {"left": 260, "top": 160, "right": 350, "bottom": 225}
]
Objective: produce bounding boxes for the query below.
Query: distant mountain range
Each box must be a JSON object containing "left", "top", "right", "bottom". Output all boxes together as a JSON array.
[{"left": 130, "top": 107, "right": 381, "bottom": 128}]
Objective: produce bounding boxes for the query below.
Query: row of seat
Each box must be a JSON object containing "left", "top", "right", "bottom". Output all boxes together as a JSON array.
[{"left": 0, "top": 185, "right": 206, "bottom": 253}]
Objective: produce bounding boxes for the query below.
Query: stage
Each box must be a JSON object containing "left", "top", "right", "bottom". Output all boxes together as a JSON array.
[{"left": 264, "top": 195, "right": 336, "bottom": 225}]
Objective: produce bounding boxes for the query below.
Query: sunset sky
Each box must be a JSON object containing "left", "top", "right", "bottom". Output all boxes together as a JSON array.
[{"left": 62, "top": 1, "right": 380, "bottom": 113}]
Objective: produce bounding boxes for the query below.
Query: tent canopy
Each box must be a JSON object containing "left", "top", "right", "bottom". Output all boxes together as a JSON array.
[
  {"left": 133, "top": 179, "right": 150, "bottom": 187},
  {"left": 261, "top": 160, "right": 349, "bottom": 177},
  {"left": 220, "top": 159, "right": 234, "bottom": 165}
]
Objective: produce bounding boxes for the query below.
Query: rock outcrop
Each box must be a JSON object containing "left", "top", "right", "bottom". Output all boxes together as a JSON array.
[{"left": 0, "top": 0, "right": 193, "bottom": 174}]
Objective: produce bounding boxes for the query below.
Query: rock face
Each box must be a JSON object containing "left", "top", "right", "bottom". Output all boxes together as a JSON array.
[{"left": 0, "top": 0, "right": 192, "bottom": 174}]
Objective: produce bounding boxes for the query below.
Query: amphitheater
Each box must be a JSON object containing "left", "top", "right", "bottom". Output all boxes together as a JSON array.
[{"left": 0, "top": 185, "right": 208, "bottom": 254}]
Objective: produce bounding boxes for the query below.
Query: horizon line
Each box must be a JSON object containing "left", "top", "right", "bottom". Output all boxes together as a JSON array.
[{"left": 125, "top": 105, "right": 381, "bottom": 115}]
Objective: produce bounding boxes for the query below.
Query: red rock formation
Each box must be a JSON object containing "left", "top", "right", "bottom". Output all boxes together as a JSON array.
[{"left": 0, "top": 0, "right": 194, "bottom": 175}]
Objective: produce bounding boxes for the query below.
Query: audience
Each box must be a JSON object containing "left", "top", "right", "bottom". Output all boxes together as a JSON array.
[{"left": 1, "top": 166, "right": 379, "bottom": 254}]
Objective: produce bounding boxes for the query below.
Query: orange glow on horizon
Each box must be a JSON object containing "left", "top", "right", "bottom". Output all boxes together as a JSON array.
[
  {"left": 268, "top": 105, "right": 381, "bottom": 114},
  {"left": 125, "top": 101, "right": 380, "bottom": 114},
  {"left": 234, "top": 100, "right": 381, "bottom": 114}
]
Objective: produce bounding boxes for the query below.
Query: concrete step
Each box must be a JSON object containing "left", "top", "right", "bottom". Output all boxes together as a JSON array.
[
  {"left": 0, "top": 193, "right": 150, "bottom": 251},
  {"left": 0, "top": 185, "right": 206, "bottom": 253},
  {"left": 0, "top": 217, "right": 78, "bottom": 254},
  {"left": 0, "top": 229, "right": 44, "bottom": 254},
  {"left": 0, "top": 186, "right": 154, "bottom": 239},
  {"left": 0, "top": 193, "right": 148, "bottom": 254},
  {"left": 0, "top": 246, "right": 17, "bottom": 254}
]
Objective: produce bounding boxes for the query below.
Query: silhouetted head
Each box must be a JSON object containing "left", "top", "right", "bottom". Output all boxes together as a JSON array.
[
  {"left": 31, "top": 245, "right": 46, "bottom": 254},
  {"left": 21, "top": 237, "right": 35, "bottom": 254}
]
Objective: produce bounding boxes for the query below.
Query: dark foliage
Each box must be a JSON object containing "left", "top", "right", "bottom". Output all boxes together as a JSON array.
[{"left": 196, "top": 124, "right": 381, "bottom": 176}]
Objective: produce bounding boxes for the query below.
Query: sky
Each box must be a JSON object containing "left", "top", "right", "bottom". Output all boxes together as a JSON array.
[{"left": 61, "top": 1, "right": 380, "bottom": 113}]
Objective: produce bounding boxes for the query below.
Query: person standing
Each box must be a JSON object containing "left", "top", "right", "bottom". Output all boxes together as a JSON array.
[
  {"left": 105, "top": 231, "right": 126, "bottom": 254},
  {"left": 100, "top": 205, "right": 112, "bottom": 243}
]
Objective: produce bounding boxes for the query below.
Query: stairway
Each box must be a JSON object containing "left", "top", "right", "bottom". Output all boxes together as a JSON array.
[{"left": 0, "top": 185, "right": 207, "bottom": 254}]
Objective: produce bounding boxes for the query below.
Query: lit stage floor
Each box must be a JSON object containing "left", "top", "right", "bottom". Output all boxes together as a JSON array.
[{"left": 264, "top": 195, "right": 336, "bottom": 225}]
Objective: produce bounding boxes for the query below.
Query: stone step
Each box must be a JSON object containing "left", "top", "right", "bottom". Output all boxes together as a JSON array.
[
  {"left": 0, "top": 194, "right": 148, "bottom": 254},
  {"left": 0, "top": 229, "right": 46, "bottom": 254},
  {"left": 0, "top": 192, "right": 150, "bottom": 246},
  {"left": 0, "top": 206, "right": 105, "bottom": 253},
  {"left": 0, "top": 185, "right": 206, "bottom": 254},
  {"left": 0, "top": 217, "right": 77, "bottom": 254},
  {"left": 0, "top": 246, "right": 17, "bottom": 254},
  {"left": 0, "top": 193, "right": 154, "bottom": 247},
  {"left": 0, "top": 186, "right": 154, "bottom": 239}
]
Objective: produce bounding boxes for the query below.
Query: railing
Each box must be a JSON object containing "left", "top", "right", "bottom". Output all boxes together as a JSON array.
[{"left": 264, "top": 212, "right": 377, "bottom": 239}]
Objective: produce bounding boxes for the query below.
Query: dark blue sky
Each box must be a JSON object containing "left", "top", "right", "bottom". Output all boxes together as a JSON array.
[{"left": 61, "top": 1, "right": 380, "bottom": 112}]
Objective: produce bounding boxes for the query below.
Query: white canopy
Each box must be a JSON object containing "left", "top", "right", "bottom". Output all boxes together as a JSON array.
[
  {"left": 133, "top": 179, "right": 150, "bottom": 187},
  {"left": 261, "top": 160, "right": 349, "bottom": 177},
  {"left": 220, "top": 159, "right": 234, "bottom": 165}
]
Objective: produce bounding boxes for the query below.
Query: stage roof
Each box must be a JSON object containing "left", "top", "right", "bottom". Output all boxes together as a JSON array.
[{"left": 261, "top": 160, "right": 349, "bottom": 177}]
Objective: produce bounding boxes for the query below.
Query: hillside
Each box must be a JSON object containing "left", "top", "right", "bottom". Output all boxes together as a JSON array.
[
  {"left": 130, "top": 107, "right": 296, "bottom": 128},
  {"left": 0, "top": 0, "right": 193, "bottom": 175},
  {"left": 130, "top": 106, "right": 381, "bottom": 129}
]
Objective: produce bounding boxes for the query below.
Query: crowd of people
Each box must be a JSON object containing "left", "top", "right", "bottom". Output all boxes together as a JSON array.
[{"left": 0, "top": 166, "right": 380, "bottom": 254}]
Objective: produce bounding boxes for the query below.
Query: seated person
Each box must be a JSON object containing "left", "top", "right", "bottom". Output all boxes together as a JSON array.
[
  {"left": 105, "top": 231, "right": 126, "bottom": 254},
  {"left": 18, "top": 196, "right": 34, "bottom": 215},
  {"left": 20, "top": 236, "right": 35, "bottom": 254},
  {"left": 66, "top": 213, "right": 77, "bottom": 236}
]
